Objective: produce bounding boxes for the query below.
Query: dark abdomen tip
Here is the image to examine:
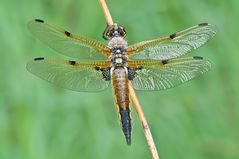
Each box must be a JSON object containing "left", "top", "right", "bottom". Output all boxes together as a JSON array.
[
  {"left": 126, "top": 135, "right": 131, "bottom": 145},
  {"left": 119, "top": 108, "right": 132, "bottom": 145}
]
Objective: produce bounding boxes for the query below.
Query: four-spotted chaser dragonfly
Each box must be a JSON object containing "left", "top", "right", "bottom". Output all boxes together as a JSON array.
[{"left": 27, "top": 19, "right": 216, "bottom": 145}]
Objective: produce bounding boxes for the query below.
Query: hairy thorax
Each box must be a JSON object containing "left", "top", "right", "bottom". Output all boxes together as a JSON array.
[
  {"left": 108, "top": 37, "right": 128, "bottom": 49},
  {"left": 108, "top": 37, "right": 128, "bottom": 68}
]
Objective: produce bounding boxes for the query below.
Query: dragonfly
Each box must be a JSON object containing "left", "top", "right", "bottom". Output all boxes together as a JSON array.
[{"left": 27, "top": 19, "right": 216, "bottom": 145}]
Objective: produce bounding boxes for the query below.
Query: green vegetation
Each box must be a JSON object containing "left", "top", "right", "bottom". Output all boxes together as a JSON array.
[{"left": 0, "top": 0, "right": 238, "bottom": 159}]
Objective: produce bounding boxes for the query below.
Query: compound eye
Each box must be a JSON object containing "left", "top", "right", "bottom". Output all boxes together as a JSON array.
[
  {"left": 109, "top": 30, "right": 114, "bottom": 36},
  {"left": 119, "top": 30, "right": 125, "bottom": 36},
  {"left": 123, "top": 29, "right": 126, "bottom": 35}
]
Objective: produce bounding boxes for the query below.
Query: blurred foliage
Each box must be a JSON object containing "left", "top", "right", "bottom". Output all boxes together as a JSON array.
[{"left": 0, "top": 0, "right": 239, "bottom": 159}]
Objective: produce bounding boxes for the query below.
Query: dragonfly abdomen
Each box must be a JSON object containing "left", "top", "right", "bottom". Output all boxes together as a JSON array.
[{"left": 112, "top": 67, "right": 131, "bottom": 145}]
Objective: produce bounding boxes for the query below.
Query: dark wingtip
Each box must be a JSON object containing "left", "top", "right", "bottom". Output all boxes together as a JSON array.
[
  {"left": 198, "top": 22, "right": 208, "bottom": 26},
  {"left": 193, "top": 56, "right": 203, "bottom": 60},
  {"left": 34, "top": 57, "right": 44, "bottom": 61},
  {"left": 35, "top": 19, "right": 44, "bottom": 23}
]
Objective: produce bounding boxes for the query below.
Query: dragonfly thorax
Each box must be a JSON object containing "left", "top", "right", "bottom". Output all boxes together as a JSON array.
[
  {"left": 110, "top": 53, "right": 127, "bottom": 67},
  {"left": 108, "top": 37, "right": 128, "bottom": 49},
  {"left": 108, "top": 37, "right": 128, "bottom": 67},
  {"left": 115, "top": 58, "right": 123, "bottom": 64}
]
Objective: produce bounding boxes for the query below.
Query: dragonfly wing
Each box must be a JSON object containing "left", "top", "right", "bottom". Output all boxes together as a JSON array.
[
  {"left": 127, "top": 23, "right": 216, "bottom": 60},
  {"left": 28, "top": 19, "right": 110, "bottom": 60},
  {"left": 26, "top": 57, "right": 110, "bottom": 92},
  {"left": 129, "top": 56, "right": 211, "bottom": 90}
]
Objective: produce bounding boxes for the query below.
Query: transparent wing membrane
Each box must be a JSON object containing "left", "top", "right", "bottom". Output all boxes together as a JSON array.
[
  {"left": 27, "top": 20, "right": 215, "bottom": 92},
  {"left": 26, "top": 58, "right": 110, "bottom": 91},
  {"left": 127, "top": 23, "right": 216, "bottom": 60},
  {"left": 129, "top": 57, "right": 211, "bottom": 90},
  {"left": 28, "top": 19, "right": 110, "bottom": 60}
]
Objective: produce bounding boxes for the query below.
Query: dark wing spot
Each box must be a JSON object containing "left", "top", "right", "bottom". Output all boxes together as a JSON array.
[
  {"left": 127, "top": 67, "right": 143, "bottom": 80},
  {"left": 127, "top": 68, "right": 136, "bottom": 80},
  {"left": 101, "top": 68, "right": 111, "bottom": 81},
  {"left": 162, "top": 60, "right": 169, "bottom": 65},
  {"left": 95, "top": 67, "right": 111, "bottom": 81},
  {"left": 138, "top": 66, "right": 143, "bottom": 70},
  {"left": 35, "top": 19, "right": 44, "bottom": 23},
  {"left": 69, "top": 61, "right": 76, "bottom": 65},
  {"left": 94, "top": 66, "right": 101, "bottom": 71},
  {"left": 193, "top": 56, "right": 203, "bottom": 60},
  {"left": 64, "top": 31, "right": 71, "bottom": 37},
  {"left": 34, "top": 57, "right": 44, "bottom": 61},
  {"left": 169, "top": 33, "right": 177, "bottom": 39},
  {"left": 198, "top": 23, "right": 208, "bottom": 26}
]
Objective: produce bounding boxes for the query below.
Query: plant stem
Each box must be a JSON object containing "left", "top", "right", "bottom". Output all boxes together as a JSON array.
[
  {"left": 98, "top": 0, "right": 160, "bottom": 159},
  {"left": 128, "top": 81, "right": 159, "bottom": 159},
  {"left": 99, "top": 0, "right": 113, "bottom": 25}
]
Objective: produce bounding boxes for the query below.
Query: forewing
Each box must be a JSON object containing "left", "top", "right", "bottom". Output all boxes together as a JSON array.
[
  {"left": 129, "top": 57, "right": 211, "bottom": 90},
  {"left": 127, "top": 23, "right": 216, "bottom": 60},
  {"left": 28, "top": 19, "right": 110, "bottom": 60},
  {"left": 26, "top": 58, "right": 110, "bottom": 92}
]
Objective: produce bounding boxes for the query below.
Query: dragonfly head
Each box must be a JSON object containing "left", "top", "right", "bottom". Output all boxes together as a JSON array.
[{"left": 103, "top": 23, "right": 127, "bottom": 40}]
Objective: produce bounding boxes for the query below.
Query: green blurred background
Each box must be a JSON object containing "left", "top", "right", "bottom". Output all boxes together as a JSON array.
[{"left": 1, "top": 0, "right": 239, "bottom": 159}]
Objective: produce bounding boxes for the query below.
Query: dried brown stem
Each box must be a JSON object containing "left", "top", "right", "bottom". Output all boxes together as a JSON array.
[
  {"left": 98, "top": 0, "right": 159, "bottom": 159},
  {"left": 128, "top": 81, "right": 159, "bottom": 159},
  {"left": 99, "top": 0, "right": 114, "bottom": 25}
]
